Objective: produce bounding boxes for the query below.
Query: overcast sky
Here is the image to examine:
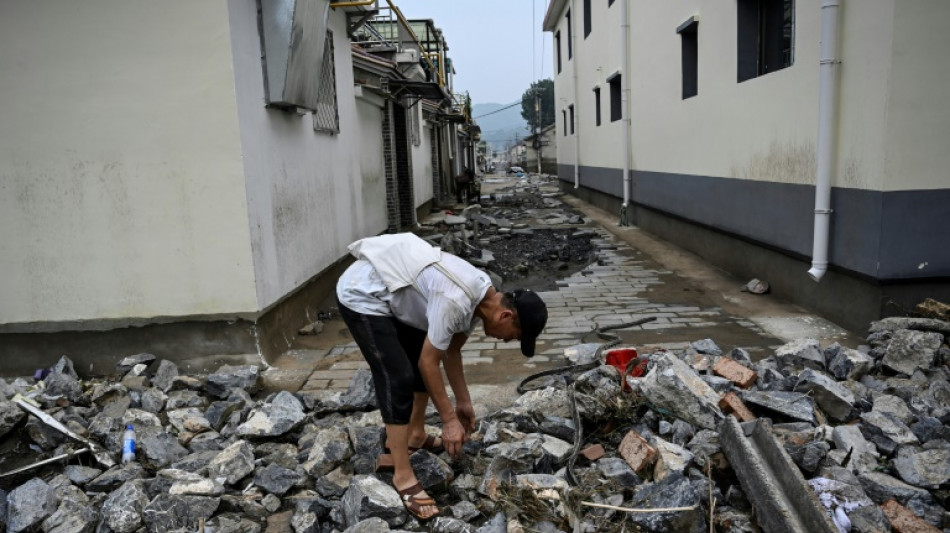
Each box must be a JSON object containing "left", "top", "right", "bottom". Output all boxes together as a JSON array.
[{"left": 388, "top": 0, "right": 555, "bottom": 106}]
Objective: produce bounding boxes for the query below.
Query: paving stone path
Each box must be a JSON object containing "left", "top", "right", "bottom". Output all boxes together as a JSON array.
[{"left": 297, "top": 226, "right": 774, "bottom": 394}]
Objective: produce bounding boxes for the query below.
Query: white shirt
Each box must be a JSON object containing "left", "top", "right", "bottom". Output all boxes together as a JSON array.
[{"left": 337, "top": 253, "right": 491, "bottom": 351}]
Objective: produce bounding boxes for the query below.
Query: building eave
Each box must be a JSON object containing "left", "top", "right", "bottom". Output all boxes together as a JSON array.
[{"left": 542, "top": 0, "right": 569, "bottom": 32}]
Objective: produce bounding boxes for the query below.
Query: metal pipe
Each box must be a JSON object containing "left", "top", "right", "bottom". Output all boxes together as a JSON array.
[
  {"left": 620, "top": 0, "right": 631, "bottom": 217},
  {"left": 809, "top": 0, "right": 841, "bottom": 282},
  {"left": 571, "top": 0, "right": 580, "bottom": 189},
  {"left": 329, "top": 0, "right": 376, "bottom": 8}
]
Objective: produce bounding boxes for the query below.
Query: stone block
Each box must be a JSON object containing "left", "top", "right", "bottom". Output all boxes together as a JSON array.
[
  {"left": 713, "top": 357, "right": 757, "bottom": 388},
  {"left": 618, "top": 430, "right": 657, "bottom": 474},
  {"left": 718, "top": 392, "right": 756, "bottom": 422},
  {"left": 880, "top": 499, "right": 941, "bottom": 533}
]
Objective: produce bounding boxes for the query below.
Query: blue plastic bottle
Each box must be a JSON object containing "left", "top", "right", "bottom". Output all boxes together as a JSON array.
[{"left": 121, "top": 424, "right": 136, "bottom": 463}]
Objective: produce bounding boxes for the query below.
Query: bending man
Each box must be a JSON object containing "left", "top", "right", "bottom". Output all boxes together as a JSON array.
[{"left": 335, "top": 232, "right": 547, "bottom": 520}]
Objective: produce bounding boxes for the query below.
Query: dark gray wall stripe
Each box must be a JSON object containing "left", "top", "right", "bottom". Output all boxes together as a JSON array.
[{"left": 556, "top": 164, "right": 950, "bottom": 280}]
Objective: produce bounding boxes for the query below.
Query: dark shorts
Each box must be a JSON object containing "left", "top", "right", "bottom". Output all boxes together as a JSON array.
[{"left": 337, "top": 299, "right": 428, "bottom": 425}]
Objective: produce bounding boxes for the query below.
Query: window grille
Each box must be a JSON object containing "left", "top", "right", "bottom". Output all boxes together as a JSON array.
[{"left": 313, "top": 31, "right": 340, "bottom": 134}]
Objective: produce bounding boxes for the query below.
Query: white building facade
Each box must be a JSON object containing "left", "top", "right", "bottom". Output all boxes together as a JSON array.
[
  {"left": 0, "top": 0, "right": 466, "bottom": 374},
  {"left": 544, "top": 0, "right": 950, "bottom": 331}
]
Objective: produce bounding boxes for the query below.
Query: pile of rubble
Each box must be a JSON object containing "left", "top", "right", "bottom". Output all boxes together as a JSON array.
[{"left": 0, "top": 316, "right": 948, "bottom": 533}]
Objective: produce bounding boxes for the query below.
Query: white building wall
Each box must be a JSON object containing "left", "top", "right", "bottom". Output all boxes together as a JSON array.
[
  {"left": 228, "top": 1, "right": 383, "bottom": 310},
  {"left": 0, "top": 1, "right": 256, "bottom": 326},
  {"left": 411, "top": 107, "right": 434, "bottom": 208}
]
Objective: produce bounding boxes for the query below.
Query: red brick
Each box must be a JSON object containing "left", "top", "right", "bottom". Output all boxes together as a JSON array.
[
  {"left": 618, "top": 430, "right": 657, "bottom": 473},
  {"left": 718, "top": 392, "right": 757, "bottom": 422},
  {"left": 579, "top": 444, "right": 605, "bottom": 461},
  {"left": 712, "top": 357, "right": 758, "bottom": 388},
  {"left": 881, "top": 500, "right": 942, "bottom": 533}
]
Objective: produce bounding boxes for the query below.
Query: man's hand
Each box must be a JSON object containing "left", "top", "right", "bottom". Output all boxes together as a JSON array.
[
  {"left": 456, "top": 400, "right": 476, "bottom": 438},
  {"left": 442, "top": 416, "right": 466, "bottom": 459}
]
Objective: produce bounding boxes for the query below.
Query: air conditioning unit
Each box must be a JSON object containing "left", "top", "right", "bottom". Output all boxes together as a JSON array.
[{"left": 259, "top": 0, "right": 332, "bottom": 110}]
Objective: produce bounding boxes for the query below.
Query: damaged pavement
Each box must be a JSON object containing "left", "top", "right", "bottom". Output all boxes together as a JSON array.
[{"left": 1, "top": 176, "right": 949, "bottom": 533}]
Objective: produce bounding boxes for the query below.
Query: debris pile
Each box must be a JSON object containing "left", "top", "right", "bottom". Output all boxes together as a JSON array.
[{"left": 0, "top": 316, "right": 948, "bottom": 533}]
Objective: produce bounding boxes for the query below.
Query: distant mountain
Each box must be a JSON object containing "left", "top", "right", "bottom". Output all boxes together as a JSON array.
[{"left": 472, "top": 102, "right": 532, "bottom": 151}]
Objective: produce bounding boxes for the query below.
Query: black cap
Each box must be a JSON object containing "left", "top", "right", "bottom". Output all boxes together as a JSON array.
[{"left": 509, "top": 289, "right": 548, "bottom": 357}]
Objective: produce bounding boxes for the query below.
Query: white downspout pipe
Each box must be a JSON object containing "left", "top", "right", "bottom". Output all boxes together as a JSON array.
[
  {"left": 620, "top": 0, "right": 631, "bottom": 215},
  {"left": 808, "top": 0, "right": 841, "bottom": 281},
  {"left": 571, "top": 0, "right": 580, "bottom": 188}
]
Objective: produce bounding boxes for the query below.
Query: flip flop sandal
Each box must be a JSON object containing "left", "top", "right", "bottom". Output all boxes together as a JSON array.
[
  {"left": 409, "top": 434, "right": 444, "bottom": 454},
  {"left": 375, "top": 453, "right": 395, "bottom": 473},
  {"left": 396, "top": 482, "right": 440, "bottom": 521}
]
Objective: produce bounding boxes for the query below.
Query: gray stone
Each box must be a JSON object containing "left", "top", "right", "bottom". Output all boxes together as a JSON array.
[
  {"left": 303, "top": 427, "right": 353, "bottom": 477},
  {"left": 209, "top": 513, "right": 263, "bottom": 533},
  {"left": 827, "top": 345, "right": 873, "bottom": 381},
  {"left": 116, "top": 353, "right": 156, "bottom": 375},
  {"left": 317, "top": 465, "right": 354, "bottom": 499},
  {"left": 254, "top": 463, "right": 300, "bottom": 496},
  {"left": 882, "top": 329, "right": 944, "bottom": 376},
  {"left": 741, "top": 390, "right": 816, "bottom": 424},
  {"left": 86, "top": 463, "right": 146, "bottom": 493},
  {"left": 208, "top": 440, "right": 255, "bottom": 485},
  {"left": 911, "top": 417, "right": 950, "bottom": 443},
  {"left": 50, "top": 355, "right": 79, "bottom": 379},
  {"left": 919, "top": 379, "right": 950, "bottom": 420},
  {"left": 628, "top": 473, "right": 706, "bottom": 533},
  {"left": 596, "top": 457, "right": 641, "bottom": 487},
  {"left": 640, "top": 352, "right": 723, "bottom": 430},
  {"left": 475, "top": 512, "right": 507, "bottom": 533},
  {"left": 0, "top": 399, "right": 25, "bottom": 439},
  {"left": 151, "top": 360, "right": 179, "bottom": 392},
  {"left": 123, "top": 407, "right": 161, "bottom": 428},
  {"left": 236, "top": 391, "right": 306, "bottom": 438},
  {"left": 786, "top": 441, "right": 830, "bottom": 474},
  {"left": 686, "top": 429, "right": 724, "bottom": 470},
  {"left": 171, "top": 450, "right": 220, "bottom": 472},
  {"left": 859, "top": 411, "right": 919, "bottom": 455},
  {"left": 342, "top": 475, "right": 407, "bottom": 528},
  {"left": 206, "top": 364, "right": 260, "bottom": 399},
  {"left": 64, "top": 465, "right": 102, "bottom": 486},
  {"left": 846, "top": 504, "right": 891, "bottom": 533},
  {"left": 892, "top": 448, "right": 950, "bottom": 489},
  {"left": 343, "top": 516, "right": 391, "bottom": 533},
  {"left": 137, "top": 426, "right": 189, "bottom": 468},
  {"left": 165, "top": 407, "right": 209, "bottom": 434},
  {"left": 255, "top": 442, "right": 301, "bottom": 470},
  {"left": 44, "top": 371, "right": 82, "bottom": 403},
  {"left": 41, "top": 484, "right": 96, "bottom": 533},
  {"left": 793, "top": 369, "right": 855, "bottom": 422},
  {"left": 701, "top": 375, "right": 733, "bottom": 393},
  {"left": 513, "top": 387, "right": 573, "bottom": 420},
  {"left": 409, "top": 450, "right": 455, "bottom": 491},
  {"left": 654, "top": 438, "right": 695, "bottom": 481},
  {"left": 336, "top": 369, "right": 377, "bottom": 410},
  {"left": 691, "top": 338, "right": 722, "bottom": 356},
  {"left": 141, "top": 494, "right": 219, "bottom": 533},
  {"left": 775, "top": 338, "right": 825, "bottom": 371},
  {"left": 101, "top": 480, "right": 149, "bottom": 533},
  {"left": 573, "top": 365, "right": 623, "bottom": 420},
  {"left": 872, "top": 394, "right": 915, "bottom": 425},
  {"left": 538, "top": 433, "right": 573, "bottom": 464},
  {"left": 449, "top": 501, "right": 480, "bottom": 522},
  {"left": 7, "top": 478, "right": 57, "bottom": 533},
  {"left": 563, "top": 343, "right": 603, "bottom": 365},
  {"left": 205, "top": 399, "right": 246, "bottom": 432},
  {"left": 261, "top": 493, "right": 280, "bottom": 513},
  {"left": 165, "top": 390, "right": 208, "bottom": 410},
  {"left": 868, "top": 317, "right": 950, "bottom": 335},
  {"left": 478, "top": 455, "right": 534, "bottom": 499},
  {"left": 858, "top": 471, "right": 932, "bottom": 506},
  {"left": 166, "top": 470, "right": 225, "bottom": 497},
  {"left": 139, "top": 388, "right": 166, "bottom": 413}
]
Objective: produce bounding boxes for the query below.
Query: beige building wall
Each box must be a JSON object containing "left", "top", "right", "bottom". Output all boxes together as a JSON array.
[{"left": 0, "top": 1, "right": 256, "bottom": 327}]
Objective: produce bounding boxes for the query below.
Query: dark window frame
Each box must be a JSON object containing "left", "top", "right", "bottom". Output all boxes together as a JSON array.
[
  {"left": 593, "top": 87, "right": 601, "bottom": 126},
  {"left": 562, "top": 109, "right": 568, "bottom": 136},
  {"left": 566, "top": 9, "right": 573, "bottom": 59},
  {"left": 608, "top": 73, "right": 622, "bottom": 122},
  {"left": 737, "top": 0, "right": 795, "bottom": 82},
  {"left": 583, "top": 0, "right": 592, "bottom": 38},
  {"left": 678, "top": 17, "right": 698, "bottom": 99},
  {"left": 555, "top": 31, "right": 562, "bottom": 73},
  {"left": 569, "top": 104, "right": 575, "bottom": 134}
]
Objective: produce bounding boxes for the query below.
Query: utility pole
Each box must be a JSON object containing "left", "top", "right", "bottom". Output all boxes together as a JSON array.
[{"left": 534, "top": 87, "right": 542, "bottom": 174}]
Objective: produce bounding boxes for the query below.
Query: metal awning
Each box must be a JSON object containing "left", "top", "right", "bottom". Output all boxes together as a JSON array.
[
  {"left": 437, "top": 112, "right": 467, "bottom": 123},
  {"left": 385, "top": 78, "right": 446, "bottom": 101}
]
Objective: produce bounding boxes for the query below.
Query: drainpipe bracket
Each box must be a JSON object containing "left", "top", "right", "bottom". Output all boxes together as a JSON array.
[{"left": 814, "top": 208, "right": 833, "bottom": 215}]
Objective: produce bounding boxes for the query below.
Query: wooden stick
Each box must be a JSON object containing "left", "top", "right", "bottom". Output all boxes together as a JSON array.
[{"left": 581, "top": 501, "right": 697, "bottom": 513}]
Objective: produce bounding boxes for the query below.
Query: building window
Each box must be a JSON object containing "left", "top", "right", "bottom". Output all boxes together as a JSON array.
[
  {"left": 678, "top": 17, "right": 698, "bottom": 99},
  {"left": 609, "top": 0, "right": 615, "bottom": 5},
  {"left": 583, "top": 0, "right": 592, "bottom": 38},
  {"left": 563, "top": 110, "right": 568, "bottom": 136},
  {"left": 410, "top": 104, "right": 421, "bottom": 146},
  {"left": 569, "top": 105, "right": 575, "bottom": 134},
  {"left": 608, "top": 73, "right": 621, "bottom": 122},
  {"left": 566, "top": 9, "right": 573, "bottom": 59},
  {"left": 556, "top": 31, "right": 562, "bottom": 73},
  {"left": 593, "top": 87, "right": 601, "bottom": 126},
  {"left": 312, "top": 31, "right": 339, "bottom": 134},
  {"left": 737, "top": 0, "right": 794, "bottom": 82}
]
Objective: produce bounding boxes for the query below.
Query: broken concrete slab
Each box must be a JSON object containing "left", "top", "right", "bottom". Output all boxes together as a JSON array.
[
  {"left": 882, "top": 329, "right": 945, "bottom": 376},
  {"left": 640, "top": 352, "right": 724, "bottom": 430}
]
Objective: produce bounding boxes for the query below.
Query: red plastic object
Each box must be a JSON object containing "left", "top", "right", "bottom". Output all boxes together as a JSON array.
[{"left": 605, "top": 348, "right": 648, "bottom": 390}]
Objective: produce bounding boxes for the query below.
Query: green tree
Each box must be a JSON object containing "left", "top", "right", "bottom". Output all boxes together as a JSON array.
[{"left": 520, "top": 79, "right": 555, "bottom": 132}]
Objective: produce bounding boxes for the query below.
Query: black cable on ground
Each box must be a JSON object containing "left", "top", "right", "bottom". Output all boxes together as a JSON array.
[{"left": 514, "top": 316, "right": 656, "bottom": 487}]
